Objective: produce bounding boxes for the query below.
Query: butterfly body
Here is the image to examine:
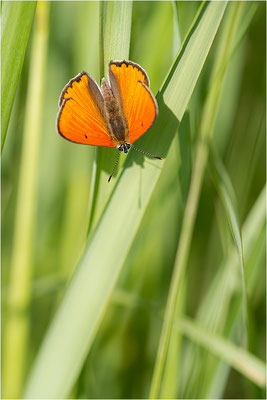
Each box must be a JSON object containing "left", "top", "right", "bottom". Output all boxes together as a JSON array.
[{"left": 101, "top": 78, "right": 129, "bottom": 146}]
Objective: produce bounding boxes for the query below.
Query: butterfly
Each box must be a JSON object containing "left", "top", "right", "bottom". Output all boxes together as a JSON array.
[{"left": 57, "top": 60, "right": 162, "bottom": 182}]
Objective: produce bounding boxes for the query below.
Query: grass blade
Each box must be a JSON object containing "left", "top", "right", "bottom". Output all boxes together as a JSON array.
[
  {"left": 176, "top": 317, "right": 266, "bottom": 388},
  {"left": 24, "top": 2, "right": 228, "bottom": 398},
  {"left": 100, "top": 0, "right": 133, "bottom": 76},
  {"left": 88, "top": 0, "right": 133, "bottom": 232},
  {"left": 2, "top": 3, "right": 50, "bottom": 398},
  {"left": 182, "top": 185, "right": 266, "bottom": 398},
  {"left": 209, "top": 149, "right": 247, "bottom": 344},
  {"left": 1, "top": 1, "right": 36, "bottom": 151}
]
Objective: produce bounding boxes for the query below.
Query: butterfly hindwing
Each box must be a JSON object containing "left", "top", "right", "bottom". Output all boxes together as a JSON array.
[
  {"left": 108, "top": 60, "right": 158, "bottom": 144},
  {"left": 57, "top": 72, "right": 115, "bottom": 147}
]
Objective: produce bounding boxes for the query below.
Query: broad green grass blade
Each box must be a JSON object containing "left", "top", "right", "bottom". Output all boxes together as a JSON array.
[
  {"left": 2, "top": 3, "right": 49, "bottom": 398},
  {"left": 88, "top": 0, "right": 133, "bottom": 232},
  {"left": 24, "top": 2, "right": 227, "bottom": 398},
  {"left": 97, "top": 116, "right": 191, "bottom": 398},
  {"left": 176, "top": 317, "right": 266, "bottom": 388},
  {"left": 1, "top": 1, "right": 36, "bottom": 151}
]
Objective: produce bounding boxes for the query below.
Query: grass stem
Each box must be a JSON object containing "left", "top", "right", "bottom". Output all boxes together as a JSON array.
[{"left": 3, "top": 3, "right": 50, "bottom": 397}]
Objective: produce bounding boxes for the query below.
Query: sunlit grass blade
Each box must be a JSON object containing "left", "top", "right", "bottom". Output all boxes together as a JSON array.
[
  {"left": 2, "top": 3, "right": 50, "bottom": 398},
  {"left": 88, "top": 0, "right": 133, "bottom": 233},
  {"left": 24, "top": 2, "right": 229, "bottom": 398},
  {"left": 176, "top": 317, "right": 266, "bottom": 388},
  {"left": 1, "top": 1, "right": 36, "bottom": 151}
]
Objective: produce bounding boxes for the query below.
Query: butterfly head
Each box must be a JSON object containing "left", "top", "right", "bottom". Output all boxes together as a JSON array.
[{"left": 117, "top": 143, "right": 131, "bottom": 154}]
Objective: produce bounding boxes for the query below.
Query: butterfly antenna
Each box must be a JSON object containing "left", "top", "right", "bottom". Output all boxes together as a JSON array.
[
  {"left": 131, "top": 144, "right": 163, "bottom": 160},
  {"left": 108, "top": 151, "right": 121, "bottom": 182}
]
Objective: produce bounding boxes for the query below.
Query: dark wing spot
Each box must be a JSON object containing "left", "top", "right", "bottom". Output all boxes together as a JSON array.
[{"left": 84, "top": 134, "right": 88, "bottom": 139}]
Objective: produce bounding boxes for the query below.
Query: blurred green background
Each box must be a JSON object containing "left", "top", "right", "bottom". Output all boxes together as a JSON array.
[{"left": 2, "top": 1, "right": 266, "bottom": 399}]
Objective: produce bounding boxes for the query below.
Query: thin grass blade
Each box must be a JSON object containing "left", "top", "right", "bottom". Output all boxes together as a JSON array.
[
  {"left": 1, "top": 1, "right": 36, "bottom": 151},
  {"left": 209, "top": 149, "right": 247, "bottom": 344},
  {"left": 3, "top": 3, "right": 50, "bottom": 398},
  {"left": 176, "top": 317, "right": 266, "bottom": 388},
  {"left": 182, "top": 185, "right": 266, "bottom": 398}
]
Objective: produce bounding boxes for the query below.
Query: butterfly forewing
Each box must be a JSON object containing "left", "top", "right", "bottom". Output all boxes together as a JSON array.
[
  {"left": 57, "top": 73, "right": 115, "bottom": 147},
  {"left": 108, "top": 61, "right": 158, "bottom": 144}
]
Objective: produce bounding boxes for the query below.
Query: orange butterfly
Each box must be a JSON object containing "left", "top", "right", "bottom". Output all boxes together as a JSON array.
[{"left": 57, "top": 60, "right": 162, "bottom": 181}]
